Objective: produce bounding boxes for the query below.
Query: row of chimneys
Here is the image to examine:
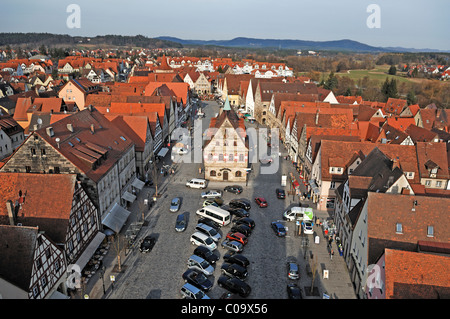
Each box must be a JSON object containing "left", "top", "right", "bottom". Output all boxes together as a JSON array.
[{"left": 45, "top": 123, "right": 96, "bottom": 137}]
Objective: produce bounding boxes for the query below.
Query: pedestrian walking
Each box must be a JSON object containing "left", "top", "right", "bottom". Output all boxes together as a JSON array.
[{"left": 331, "top": 249, "right": 334, "bottom": 260}]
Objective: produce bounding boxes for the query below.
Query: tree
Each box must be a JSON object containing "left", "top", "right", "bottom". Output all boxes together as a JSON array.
[
  {"left": 323, "top": 72, "right": 338, "bottom": 91},
  {"left": 381, "top": 77, "right": 398, "bottom": 101},
  {"left": 407, "top": 90, "right": 417, "bottom": 105},
  {"left": 388, "top": 65, "right": 397, "bottom": 75}
]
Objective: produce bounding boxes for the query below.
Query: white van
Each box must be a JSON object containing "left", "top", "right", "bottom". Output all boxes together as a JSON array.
[
  {"left": 283, "top": 206, "right": 314, "bottom": 222},
  {"left": 186, "top": 178, "right": 207, "bottom": 189},
  {"left": 190, "top": 231, "right": 217, "bottom": 250},
  {"left": 196, "top": 205, "right": 231, "bottom": 226}
]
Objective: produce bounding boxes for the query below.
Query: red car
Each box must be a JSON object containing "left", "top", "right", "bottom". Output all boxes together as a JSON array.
[
  {"left": 226, "top": 232, "right": 248, "bottom": 246},
  {"left": 254, "top": 197, "right": 268, "bottom": 208}
]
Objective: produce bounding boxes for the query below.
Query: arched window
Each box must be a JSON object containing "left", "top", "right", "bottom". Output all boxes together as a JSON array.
[
  {"left": 235, "top": 171, "right": 242, "bottom": 177},
  {"left": 210, "top": 170, "right": 216, "bottom": 176}
]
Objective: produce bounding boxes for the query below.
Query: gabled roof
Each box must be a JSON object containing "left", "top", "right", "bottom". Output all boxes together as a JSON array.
[
  {"left": 35, "top": 107, "right": 134, "bottom": 183},
  {"left": 366, "top": 192, "right": 450, "bottom": 264},
  {"left": 0, "top": 225, "right": 40, "bottom": 291},
  {"left": 415, "top": 142, "right": 449, "bottom": 180},
  {"left": 0, "top": 172, "right": 76, "bottom": 243},
  {"left": 384, "top": 249, "right": 450, "bottom": 299}
]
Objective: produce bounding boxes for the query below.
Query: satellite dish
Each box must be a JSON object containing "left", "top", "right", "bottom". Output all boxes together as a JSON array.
[
  {"left": 37, "top": 118, "right": 42, "bottom": 125},
  {"left": 55, "top": 138, "right": 60, "bottom": 143}
]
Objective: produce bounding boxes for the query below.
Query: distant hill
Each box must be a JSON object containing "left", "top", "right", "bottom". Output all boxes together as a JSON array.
[
  {"left": 0, "top": 33, "right": 183, "bottom": 49},
  {"left": 156, "top": 36, "right": 449, "bottom": 53}
]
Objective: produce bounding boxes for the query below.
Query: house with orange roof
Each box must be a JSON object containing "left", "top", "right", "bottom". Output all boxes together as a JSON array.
[
  {"left": 384, "top": 98, "right": 408, "bottom": 116},
  {"left": 310, "top": 140, "right": 420, "bottom": 211},
  {"left": 58, "top": 78, "right": 100, "bottom": 110},
  {"left": 203, "top": 98, "right": 248, "bottom": 182},
  {"left": 367, "top": 248, "right": 450, "bottom": 299},
  {"left": 0, "top": 106, "right": 138, "bottom": 229},
  {"left": 105, "top": 114, "right": 154, "bottom": 178},
  {"left": 415, "top": 141, "right": 449, "bottom": 189},
  {"left": 350, "top": 192, "right": 450, "bottom": 298},
  {"left": 105, "top": 102, "right": 169, "bottom": 144},
  {"left": 0, "top": 172, "right": 104, "bottom": 299}
]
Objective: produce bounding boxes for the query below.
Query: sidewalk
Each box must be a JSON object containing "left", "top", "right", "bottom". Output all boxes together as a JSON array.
[{"left": 80, "top": 156, "right": 175, "bottom": 299}]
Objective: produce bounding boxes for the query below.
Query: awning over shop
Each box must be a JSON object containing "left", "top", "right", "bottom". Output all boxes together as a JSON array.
[
  {"left": 132, "top": 178, "right": 145, "bottom": 190},
  {"left": 102, "top": 203, "right": 131, "bottom": 233},
  {"left": 309, "top": 179, "right": 320, "bottom": 195},
  {"left": 74, "top": 232, "right": 106, "bottom": 270},
  {"left": 157, "top": 147, "right": 169, "bottom": 158},
  {"left": 122, "top": 191, "right": 136, "bottom": 203}
]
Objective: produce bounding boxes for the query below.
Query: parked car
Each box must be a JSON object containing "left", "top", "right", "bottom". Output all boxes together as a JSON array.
[
  {"left": 232, "top": 217, "right": 255, "bottom": 230},
  {"left": 190, "top": 232, "right": 217, "bottom": 250},
  {"left": 303, "top": 220, "right": 314, "bottom": 235},
  {"left": 224, "top": 185, "right": 243, "bottom": 194},
  {"left": 196, "top": 223, "right": 222, "bottom": 242},
  {"left": 229, "top": 199, "right": 251, "bottom": 211},
  {"left": 182, "top": 269, "right": 213, "bottom": 292},
  {"left": 287, "top": 283, "right": 302, "bottom": 299},
  {"left": 194, "top": 246, "right": 219, "bottom": 264},
  {"left": 276, "top": 188, "right": 286, "bottom": 199},
  {"left": 230, "top": 224, "right": 252, "bottom": 237},
  {"left": 254, "top": 197, "right": 268, "bottom": 208},
  {"left": 221, "top": 205, "right": 250, "bottom": 218},
  {"left": 201, "top": 190, "right": 223, "bottom": 199},
  {"left": 139, "top": 235, "right": 156, "bottom": 253},
  {"left": 287, "top": 262, "right": 300, "bottom": 280},
  {"left": 170, "top": 197, "right": 181, "bottom": 212},
  {"left": 187, "top": 255, "right": 214, "bottom": 276},
  {"left": 271, "top": 221, "right": 287, "bottom": 237},
  {"left": 221, "top": 239, "right": 244, "bottom": 253},
  {"left": 221, "top": 263, "right": 248, "bottom": 280},
  {"left": 217, "top": 275, "right": 251, "bottom": 298},
  {"left": 226, "top": 232, "right": 248, "bottom": 246},
  {"left": 175, "top": 213, "right": 187, "bottom": 232},
  {"left": 198, "top": 218, "right": 221, "bottom": 231},
  {"left": 259, "top": 157, "right": 273, "bottom": 164},
  {"left": 202, "top": 198, "right": 224, "bottom": 207},
  {"left": 223, "top": 252, "right": 250, "bottom": 268},
  {"left": 180, "top": 282, "right": 210, "bottom": 299},
  {"left": 177, "top": 148, "right": 189, "bottom": 155}
]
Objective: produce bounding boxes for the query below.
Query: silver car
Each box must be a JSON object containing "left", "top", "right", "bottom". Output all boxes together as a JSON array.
[
  {"left": 221, "top": 239, "right": 243, "bottom": 253},
  {"left": 201, "top": 190, "right": 223, "bottom": 199},
  {"left": 187, "top": 255, "right": 214, "bottom": 276},
  {"left": 170, "top": 197, "right": 181, "bottom": 212}
]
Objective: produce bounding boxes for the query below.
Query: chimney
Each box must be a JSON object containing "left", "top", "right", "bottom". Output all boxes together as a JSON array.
[
  {"left": 315, "top": 109, "right": 319, "bottom": 125},
  {"left": 6, "top": 200, "right": 15, "bottom": 226},
  {"left": 91, "top": 124, "right": 95, "bottom": 134},
  {"left": 67, "top": 123, "right": 73, "bottom": 132}
]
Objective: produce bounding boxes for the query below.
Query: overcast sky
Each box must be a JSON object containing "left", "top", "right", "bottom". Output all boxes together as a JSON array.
[{"left": 3, "top": 0, "right": 450, "bottom": 51}]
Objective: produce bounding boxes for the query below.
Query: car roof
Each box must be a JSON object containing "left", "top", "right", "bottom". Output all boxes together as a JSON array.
[{"left": 183, "top": 282, "right": 202, "bottom": 292}]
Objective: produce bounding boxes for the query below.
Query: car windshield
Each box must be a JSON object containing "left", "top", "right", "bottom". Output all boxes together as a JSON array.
[
  {"left": 172, "top": 199, "right": 179, "bottom": 205},
  {"left": 194, "top": 290, "right": 205, "bottom": 299},
  {"left": 196, "top": 273, "right": 208, "bottom": 283},
  {"left": 209, "top": 228, "right": 218, "bottom": 236},
  {"left": 205, "top": 237, "right": 213, "bottom": 245},
  {"left": 200, "top": 260, "right": 209, "bottom": 268}
]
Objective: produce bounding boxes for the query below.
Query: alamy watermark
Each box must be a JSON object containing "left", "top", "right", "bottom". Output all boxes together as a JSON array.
[
  {"left": 366, "top": 4, "right": 381, "bottom": 29},
  {"left": 66, "top": 4, "right": 81, "bottom": 29}
]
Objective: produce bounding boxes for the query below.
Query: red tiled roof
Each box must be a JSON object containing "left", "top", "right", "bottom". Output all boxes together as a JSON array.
[{"left": 384, "top": 248, "right": 450, "bottom": 299}]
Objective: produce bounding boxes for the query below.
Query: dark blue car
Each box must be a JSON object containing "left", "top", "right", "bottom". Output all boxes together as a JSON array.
[{"left": 271, "top": 221, "right": 286, "bottom": 237}]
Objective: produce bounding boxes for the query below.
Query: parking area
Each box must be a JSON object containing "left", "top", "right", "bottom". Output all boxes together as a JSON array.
[{"left": 84, "top": 100, "right": 356, "bottom": 299}]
